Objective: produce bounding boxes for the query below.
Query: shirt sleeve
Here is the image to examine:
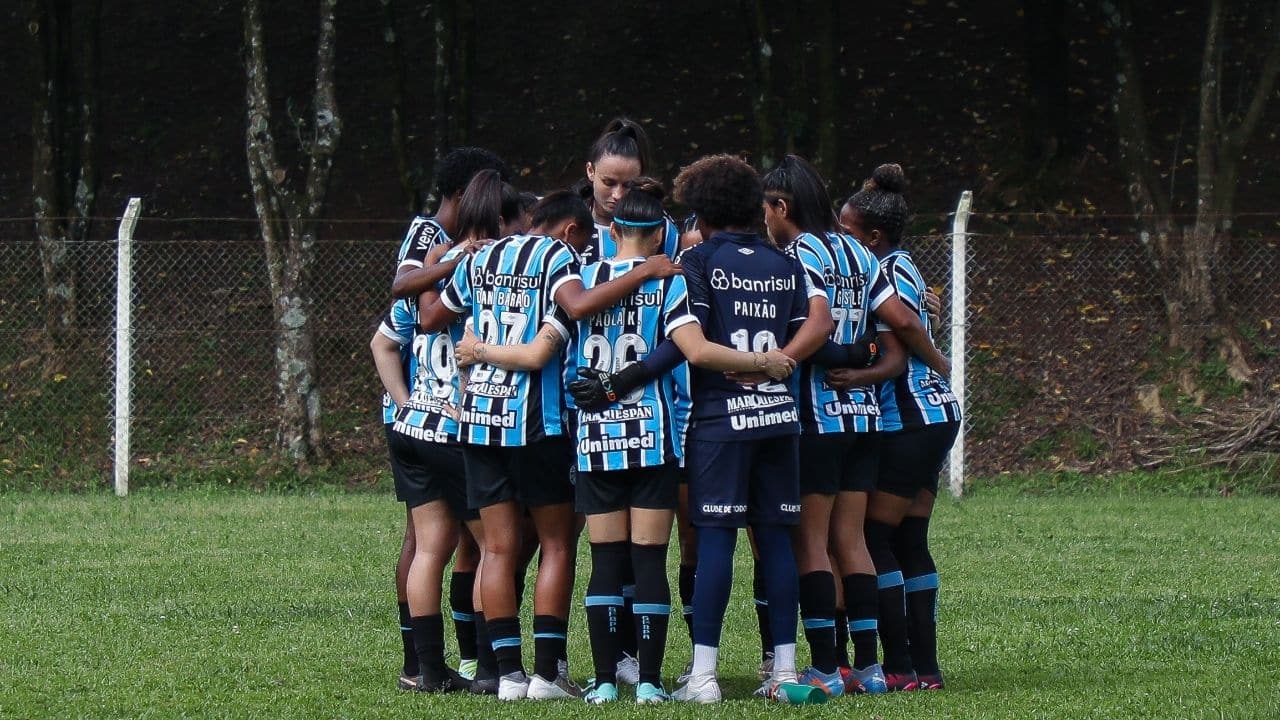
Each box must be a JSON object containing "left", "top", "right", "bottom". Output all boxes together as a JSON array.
[
  {"left": 680, "top": 245, "right": 711, "bottom": 325},
  {"left": 546, "top": 244, "right": 583, "bottom": 322},
  {"left": 662, "top": 275, "right": 700, "bottom": 336},
  {"left": 378, "top": 301, "right": 414, "bottom": 346},
  {"left": 398, "top": 218, "right": 446, "bottom": 269},
  {"left": 795, "top": 238, "right": 830, "bottom": 301},
  {"left": 440, "top": 253, "right": 472, "bottom": 313},
  {"left": 786, "top": 257, "right": 810, "bottom": 337}
]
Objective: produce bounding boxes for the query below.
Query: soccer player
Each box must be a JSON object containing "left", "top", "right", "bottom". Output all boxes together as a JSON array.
[
  {"left": 760, "top": 155, "right": 910, "bottom": 697},
  {"left": 579, "top": 118, "right": 682, "bottom": 263},
  {"left": 418, "top": 191, "right": 680, "bottom": 701},
  {"left": 665, "top": 154, "right": 812, "bottom": 704},
  {"left": 841, "top": 164, "right": 962, "bottom": 691}
]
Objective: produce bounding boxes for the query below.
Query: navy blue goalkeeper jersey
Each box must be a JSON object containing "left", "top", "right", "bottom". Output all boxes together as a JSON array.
[
  {"left": 681, "top": 231, "right": 809, "bottom": 441},
  {"left": 570, "top": 259, "right": 697, "bottom": 471},
  {"left": 877, "top": 249, "right": 962, "bottom": 431},
  {"left": 440, "top": 234, "right": 579, "bottom": 446}
]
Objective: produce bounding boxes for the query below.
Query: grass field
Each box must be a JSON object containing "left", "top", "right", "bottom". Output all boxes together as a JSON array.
[{"left": 2, "top": 487, "right": 1278, "bottom": 719}]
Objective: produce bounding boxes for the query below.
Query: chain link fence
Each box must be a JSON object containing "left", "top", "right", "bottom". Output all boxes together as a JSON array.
[{"left": 2, "top": 218, "right": 1278, "bottom": 489}]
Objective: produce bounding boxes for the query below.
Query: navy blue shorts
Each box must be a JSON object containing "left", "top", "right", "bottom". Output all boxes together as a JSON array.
[{"left": 685, "top": 434, "right": 800, "bottom": 528}]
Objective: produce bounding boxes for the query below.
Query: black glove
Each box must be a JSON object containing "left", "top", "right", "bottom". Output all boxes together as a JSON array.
[
  {"left": 567, "top": 364, "right": 650, "bottom": 410},
  {"left": 844, "top": 332, "right": 880, "bottom": 369}
]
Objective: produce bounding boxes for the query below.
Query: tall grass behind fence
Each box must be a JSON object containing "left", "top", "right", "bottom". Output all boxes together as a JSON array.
[{"left": 1, "top": 217, "right": 1277, "bottom": 489}]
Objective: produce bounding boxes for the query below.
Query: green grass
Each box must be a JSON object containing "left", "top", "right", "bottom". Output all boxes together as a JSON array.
[{"left": 2, "top": 489, "right": 1279, "bottom": 719}]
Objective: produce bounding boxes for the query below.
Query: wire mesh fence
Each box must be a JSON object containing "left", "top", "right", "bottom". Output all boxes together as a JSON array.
[{"left": 2, "top": 219, "right": 1278, "bottom": 489}]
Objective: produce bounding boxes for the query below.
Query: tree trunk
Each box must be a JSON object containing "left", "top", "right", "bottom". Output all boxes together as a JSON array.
[
  {"left": 454, "top": 0, "right": 474, "bottom": 146},
  {"left": 741, "top": 0, "right": 777, "bottom": 170},
  {"left": 432, "top": 0, "right": 454, "bottom": 169},
  {"left": 29, "top": 0, "right": 99, "bottom": 358},
  {"left": 1021, "top": 0, "right": 1070, "bottom": 170},
  {"left": 380, "top": 0, "right": 416, "bottom": 213},
  {"left": 243, "top": 0, "right": 340, "bottom": 466},
  {"left": 814, "top": 0, "right": 838, "bottom": 180}
]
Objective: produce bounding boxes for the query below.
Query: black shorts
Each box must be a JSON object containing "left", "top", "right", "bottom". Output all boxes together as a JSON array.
[
  {"left": 877, "top": 422, "right": 960, "bottom": 499},
  {"left": 576, "top": 464, "right": 680, "bottom": 515},
  {"left": 799, "top": 431, "right": 881, "bottom": 495},
  {"left": 386, "top": 424, "right": 413, "bottom": 503},
  {"left": 685, "top": 434, "right": 800, "bottom": 528},
  {"left": 463, "top": 437, "right": 574, "bottom": 510},
  {"left": 386, "top": 428, "right": 476, "bottom": 521}
]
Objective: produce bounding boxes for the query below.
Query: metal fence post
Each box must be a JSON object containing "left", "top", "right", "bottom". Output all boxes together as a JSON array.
[
  {"left": 948, "top": 191, "right": 972, "bottom": 498},
  {"left": 114, "top": 198, "right": 142, "bottom": 497}
]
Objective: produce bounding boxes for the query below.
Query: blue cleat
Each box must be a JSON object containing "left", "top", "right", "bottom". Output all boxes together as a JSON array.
[
  {"left": 799, "top": 666, "right": 845, "bottom": 698},
  {"left": 635, "top": 681, "right": 671, "bottom": 704}
]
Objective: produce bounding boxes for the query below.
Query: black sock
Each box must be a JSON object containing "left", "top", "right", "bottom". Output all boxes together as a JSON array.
[
  {"left": 631, "top": 542, "right": 671, "bottom": 686},
  {"left": 678, "top": 564, "right": 696, "bottom": 643},
  {"left": 866, "top": 519, "right": 910, "bottom": 674},
  {"left": 449, "top": 571, "right": 477, "bottom": 662},
  {"left": 486, "top": 616, "right": 522, "bottom": 677},
  {"left": 798, "top": 571, "right": 838, "bottom": 673},
  {"left": 474, "top": 612, "right": 498, "bottom": 678},
  {"left": 752, "top": 562, "right": 773, "bottom": 660},
  {"left": 834, "top": 606, "right": 850, "bottom": 668},
  {"left": 410, "top": 614, "right": 446, "bottom": 682},
  {"left": 617, "top": 556, "right": 638, "bottom": 658},
  {"left": 843, "top": 573, "right": 881, "bottom": 669},
  {"left": 533, "top": 615, "right": 567, "bottom": 682},
  {"left": 585, "top": 541, "right": 627, "bottom": 684},
  {"left": 398, "top": 601, "right": 418, "bottom": 676},
  {"left": 896, "top": 516, "right": 940, "bottom": 675}
]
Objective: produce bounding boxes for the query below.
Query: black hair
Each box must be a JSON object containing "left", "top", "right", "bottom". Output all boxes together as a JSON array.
[
  {"left": 761, "top": 154, "right": 835, "bottom": 238},
  {"left": 531, "top": 189, "right": 593, "bottom": 232},
  {"left": 454, "top": 169, "right": 511, "bottom": 241},
  {"left": 587, "top": 117, "right": 652, "bottom": 173},
  {"left": 673, "top": 154, "right": 763, "bottom": 230},
  {"left": 434, "top": 147, "right": 509, "bottom": 198},
  {"left": 844, "top": 163, "right": 909, "bottom": 246},
  {"left": 517, "top": 191, "right": 539, "bottom": 215},
  {"left": 611, "top": 177, "right": 666, "bottom": 241}
]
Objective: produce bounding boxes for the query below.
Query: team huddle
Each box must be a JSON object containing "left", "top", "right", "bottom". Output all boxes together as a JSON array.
[{"left": 369, "top": 118, "right": 961, "bottom": 704}]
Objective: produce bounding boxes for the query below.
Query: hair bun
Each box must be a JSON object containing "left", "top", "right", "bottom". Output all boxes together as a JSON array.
[
  {"left": 869, "top": 163, "right": 906, "bottom": 194},
  {"left": 625, "top": 176, "right": 666, "bottom": 202}
]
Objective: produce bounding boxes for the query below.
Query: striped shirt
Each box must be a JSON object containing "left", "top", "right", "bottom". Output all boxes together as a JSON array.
[
  {"left": 570, "top": 259, "right": 698, "bottom": 471},
  {"left": 440, "top": 234, "right": 580, "bottom": 446},
  {"left": 792, "top": 232, "right": 896, "bottom": 434},
  {"left": 392, "top": 247, "right": 467, "bottom": 443},
  {"left": 876, "top": 249, "right": 962, "bottom": 431},
  {"left": 582, "top": 216, "right": 682, "bottom": 265},
  {"left": 377, "top": 300, "right": 416, "bottom": 425},
  {"left": 397, "top": 215, "right": 450, "bottom": 269},
  {"left": 681, "top": 231, "right": 809, "bottom": 441}
]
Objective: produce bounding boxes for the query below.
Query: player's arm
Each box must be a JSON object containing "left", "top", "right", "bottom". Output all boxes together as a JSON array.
[
  {"left": 392, "top": 243, "right": 466, "bottom": 299},
  {"left": 370, "top": 330, "right": 409, "bottom": 408},
  {"left": 455, "top": 322, "right": 565, "bottom": 371},
  {"left": 825, "top": 329, "right": 908, "bottom": 390},
  {"left": 669, "top": 322, "right": 793, "bottom": 378},
  {"left": 779, "top": 295, "right": 835, "bottom": 362},
  {"left": 419, "top": 298, "right": 462, "bottom": 333},
  {"left": 875, "top": 293, "right": 950, "bottom": 379},
  {"left": 553, "top": 255, "right": 683, "bottom": 321},
  {"left": 419, "top": 254, "right": 471, "bottom": 333}
]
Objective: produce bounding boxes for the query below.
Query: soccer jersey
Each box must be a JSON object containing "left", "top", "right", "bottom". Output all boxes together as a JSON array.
[
  {"left": 377, "top": 300, "right": 416, "bottom": 424},
  {"left": 791, "top": 232, "right": 896, "bottom": 434},
  {"left": 681, "top": 231, "right": 809, "bottom": 441},
  {"left": 876, "top": 249, "right": 962, "bottom": 431},
  {"left": 440, "top": 234, "right": 579, "bottom": 446},
  {"left": 571, "top": 259, "right": 698, "bottom": 471},
  {"left": 397, "top": 215, "right": 450, "bottom": 269},
  {"left": 582, "top": 216, "right": 682, "bottom": 264},
  {"left": 392, "top": 247, "right": 467, "bottom": 443}
]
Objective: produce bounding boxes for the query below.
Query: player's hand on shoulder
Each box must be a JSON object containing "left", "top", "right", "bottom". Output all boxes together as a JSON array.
[
  {"left": 924, "top": 287, "right": 943, "bottom": 329},
  {"left": 641, "top": 254, "right": 683, "bottom": 278}
]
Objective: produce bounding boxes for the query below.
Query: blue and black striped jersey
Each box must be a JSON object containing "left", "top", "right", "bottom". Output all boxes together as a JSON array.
[
  {"left": 791, "top": 232, "right": 896, "bottom": 434},
  {"left": 876, "top": 249, "right": 962, "bottom": 431},
  {"left": 392, "top": 247, "right": 467, "bottom": 443},
  {"left": 681, "top": 231, "right": 809, "bottom": 441},
  {"left": 582, "top": 216, "right": 681, "bottom": 265},
  {"left": 377, "top": 300, "right": 416, "bottom": 425},
  {"left": 440, "top": 234, "right": 580, "bottom": 446},
  {"left": 571, "top": 259, "right": 698, "bottom": 471},
  {"left": 397, "top": 215, "right": 450, "bottom": 269}
]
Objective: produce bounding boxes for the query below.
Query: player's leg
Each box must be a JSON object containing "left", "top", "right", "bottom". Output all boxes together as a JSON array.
[
  {"left": 628, "top": 465, "right": 678, "bottom": 704},
  {"left": 395, "top": 508, "right": 418, "bottom": 690},
  {"left": 578, "top": 469, "right": 630, "bottom": 704},
  {"left": 749, "top": 435, "right": 803, "bottom": 697},
  {"left": 747, "top": 532, "right": 774, "bottom": 676},
  {"left": 793, "top": 434, "right": 843, "bottom": 696},
  {"left": 449, "top": 526, "right": 479, "bottom": 679},
  {"left": 831, "top": 431, "right": 889, "bottom": 694},
  {"left": 407, "top": 499, "right": 463, "bottom": 691}
]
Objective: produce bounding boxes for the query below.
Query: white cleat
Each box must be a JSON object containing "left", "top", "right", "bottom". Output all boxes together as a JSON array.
[
  {"left": 527, "top": 673, "right": 583, "bottom": 700},
  {"left": 673, "top": 673, "right": 722, "bottom": 704},
  {"left": 497, "top": 671, "right": 530, "bottom": 701}
]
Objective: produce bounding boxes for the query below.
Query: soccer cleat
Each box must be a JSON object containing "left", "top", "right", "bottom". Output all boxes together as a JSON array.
[
  {"left": 844, "top": 663, "right": 889, "bottom": 694},
  {"left": 799, "top": 666, "right": 845, "bottom": 698},
  {"left": 457, "top": 658, "right": 478, "bottom": 680},
  {"left": 469, "top": 666, "right": 498, "bottom": 695},
  {"left": 676, "top": 660, "right": 694, "bottom": 685},
  {"left": 497, "top": 671, "right": 530, "bottom": 701},
  {"left": 397, "top": 673, "right": 420, "bottom": 691},
  {"left": 884, "top": 670, "right": 920, "bottom": 692},
  {"left": 528, "top": 672, "right": 583, "bottom": 700},
  {"left": 915, "top": 671, "right": 945, "bottom": 690},
  {"left": 583, "top": 681, "right": 618, "bottom": 705},
  {"left": 673, "top": 673, "right": 722, "bottom": 704},
  {"left": 417, "top": 668, "right": 471, "bottom": 694},
  {"left": 636, "top": 682, "right": 671, "bottom": 704},
  {"left": 615, "top": 652, "right": 640, "bottom": 685},
  {"left": 756, "top": 651, "right": 775, "bottom": 680}
]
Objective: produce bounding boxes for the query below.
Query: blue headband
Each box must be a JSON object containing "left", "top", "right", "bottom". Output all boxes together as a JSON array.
[{"left": 613, "top": 217, "right": 664, "bottom": 228}]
